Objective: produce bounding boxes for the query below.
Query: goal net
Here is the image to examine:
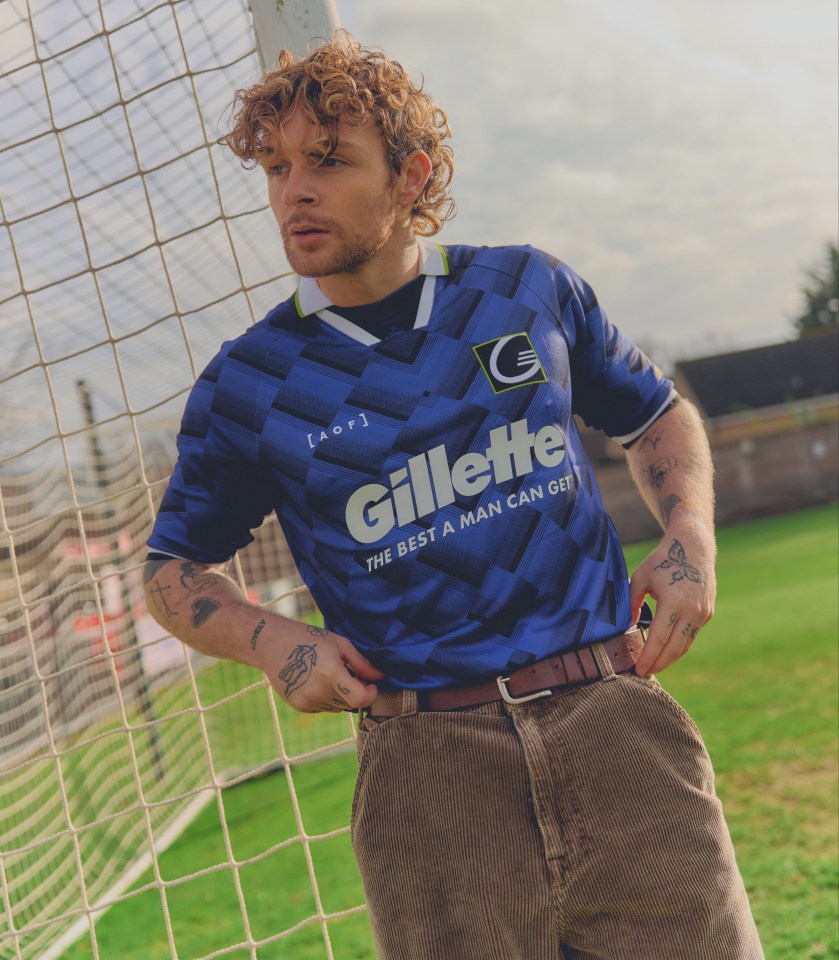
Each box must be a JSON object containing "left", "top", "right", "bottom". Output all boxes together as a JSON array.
[{"left": 0, "top": 1, "right": 365, "bottom": 958}]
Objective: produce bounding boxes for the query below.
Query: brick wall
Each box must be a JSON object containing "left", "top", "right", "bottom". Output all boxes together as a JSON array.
[{"left": 589, "top": 400, "right": 839, "bottom": 544}]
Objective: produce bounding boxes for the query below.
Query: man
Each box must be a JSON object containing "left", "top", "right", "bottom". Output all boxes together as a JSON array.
[{"left": 145, "top": 32, "right": 764, "bottom": 960}]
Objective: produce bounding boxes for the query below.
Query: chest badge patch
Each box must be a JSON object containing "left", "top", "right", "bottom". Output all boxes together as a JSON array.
[{"left": 473, "top": 332, "right": 547, "bottom": 393}]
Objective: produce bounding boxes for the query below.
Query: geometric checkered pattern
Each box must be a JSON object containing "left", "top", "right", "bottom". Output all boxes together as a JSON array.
[{"left": 149, "top": 243, "right": 674, "bottom": 688}]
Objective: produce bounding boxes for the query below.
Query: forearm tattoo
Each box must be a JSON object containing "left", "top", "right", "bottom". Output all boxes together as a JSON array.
[
  {"left": 251, "top": 618, "right": 266, "bottom": 651},
  {"left": 655, "top": 539, "right": 704, "bottom": 584},
  {"left": 646, "top": 456, "right": 678, "bottom": 491},
  {"left": 657, "top": 493, "right": 682, "bottom": 526}
]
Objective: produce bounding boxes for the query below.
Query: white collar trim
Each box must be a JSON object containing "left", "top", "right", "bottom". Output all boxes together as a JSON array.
[{"left": 294, "top": 237, "right": 448, "bottom": 320}]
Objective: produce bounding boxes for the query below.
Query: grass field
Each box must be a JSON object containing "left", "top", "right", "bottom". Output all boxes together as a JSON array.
[{"left": 62, "top": 504, "right": 838, "bottom": 960}]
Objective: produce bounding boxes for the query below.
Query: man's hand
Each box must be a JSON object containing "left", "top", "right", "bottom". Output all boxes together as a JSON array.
[
  {"left": 255, "top": 620, "right": 385, "bottom": 713},
  {"left": 629, "top": 523, "right": 716, "bottom": 676},
  {"left": 143, "top": 557, "right": 385, "bottom": 714}
]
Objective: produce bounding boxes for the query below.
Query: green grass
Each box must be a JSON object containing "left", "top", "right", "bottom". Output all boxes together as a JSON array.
[
  {"left": 63, "top": 505, "right": 837, "bottom": 960},
  {"left": 624, "top": 504, "right": 839, "bottom": 960},
  {"left": 61, "top": 751, "right": 369, "bottom": 960}
]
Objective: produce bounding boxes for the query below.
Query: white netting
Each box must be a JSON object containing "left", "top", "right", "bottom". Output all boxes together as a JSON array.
[{"left": 0, "top": 2, "right": 365, "bottom": 957}]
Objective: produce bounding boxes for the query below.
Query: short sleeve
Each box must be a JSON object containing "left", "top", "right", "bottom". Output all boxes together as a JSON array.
[
  {"left": 146, "top": 346, "right": 276, "bottom": 563},
  {"left": 557, "top": 262, "right": 676, "bottom": 445}
]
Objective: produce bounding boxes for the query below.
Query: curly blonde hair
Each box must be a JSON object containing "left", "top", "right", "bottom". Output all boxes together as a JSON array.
[{"left": 221, "top": 31, "right": 455, "bottom": 236}]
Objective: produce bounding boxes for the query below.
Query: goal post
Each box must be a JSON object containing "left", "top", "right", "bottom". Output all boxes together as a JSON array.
[
  {"left": 0, "top": 2, "right": 368, "bottom": 959},
  {"left": 250, "top": 0, "right": 340, "bottom": 70}
]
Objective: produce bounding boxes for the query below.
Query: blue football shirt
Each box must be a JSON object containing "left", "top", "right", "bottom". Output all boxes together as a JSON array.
[{"left": 148, "top": 240, "right": 675, "bottom": 689}]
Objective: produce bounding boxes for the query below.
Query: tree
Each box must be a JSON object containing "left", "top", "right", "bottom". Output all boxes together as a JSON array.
[{"left": 793, "top": 241, "right": 839, "bottom": 336}]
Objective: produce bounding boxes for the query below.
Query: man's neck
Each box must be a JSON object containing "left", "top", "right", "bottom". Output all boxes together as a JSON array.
[{"left": 316, "top": 234, "right": 421, "bottom": 307}]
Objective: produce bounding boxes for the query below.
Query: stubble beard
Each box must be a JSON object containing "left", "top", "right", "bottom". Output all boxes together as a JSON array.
[
  {"left": 283, "top": 227, "right": 389, "bottom": 278},
  {"left": 281, "top": 192, "right": 399, "bottom": 279}
]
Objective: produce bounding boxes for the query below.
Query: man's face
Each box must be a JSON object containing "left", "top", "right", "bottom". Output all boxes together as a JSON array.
[{"left": 260, "top": 107, "right": 403, "bottom": 279}]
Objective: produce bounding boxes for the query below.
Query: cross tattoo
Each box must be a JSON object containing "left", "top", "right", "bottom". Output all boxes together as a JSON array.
[{"left": 148, "top": 581, "right": 174, "bottom": 618}]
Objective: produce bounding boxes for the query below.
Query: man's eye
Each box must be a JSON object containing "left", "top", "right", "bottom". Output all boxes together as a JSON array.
[
  {"left": 269, "top": 164, "right": 287, "bottom": 176},
  {"left": 321, "top": 156, "right": 343, "bottom": 168}
]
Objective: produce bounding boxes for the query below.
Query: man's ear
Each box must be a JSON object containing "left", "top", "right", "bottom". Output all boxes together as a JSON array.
[{"left": 398, "top": 150, "right": 433, "bottom": 207}]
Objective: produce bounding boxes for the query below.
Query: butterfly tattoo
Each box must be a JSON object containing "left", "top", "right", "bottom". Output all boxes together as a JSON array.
[{"left": 655, "top": 539, "right": 704, "bottom": 584}]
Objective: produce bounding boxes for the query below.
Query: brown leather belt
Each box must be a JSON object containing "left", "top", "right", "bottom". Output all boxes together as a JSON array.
[{"left": 366, "top": 630, "right": 645, "bottom": 718}]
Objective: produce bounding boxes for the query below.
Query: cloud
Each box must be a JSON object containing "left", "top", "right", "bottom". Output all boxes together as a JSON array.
[{"left": 339, "top": 0, "right": 838, "bottom": 363}]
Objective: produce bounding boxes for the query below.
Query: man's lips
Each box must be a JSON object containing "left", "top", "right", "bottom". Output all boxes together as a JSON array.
[
  {"left": 287, "top": 222, "right": 329, "bottom": 237},
  {"left": 284, "top": 223, "right": 331, "bottom": 250}
]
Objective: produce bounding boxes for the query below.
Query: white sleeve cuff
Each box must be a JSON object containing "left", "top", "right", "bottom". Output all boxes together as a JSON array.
[{"left": 612, "top": 388, "right": 679, "bottom": 447}]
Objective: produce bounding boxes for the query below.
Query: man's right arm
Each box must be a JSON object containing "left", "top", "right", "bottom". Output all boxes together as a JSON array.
[{"left": 143, "top": 558, "right": 384, "bottom": 713}]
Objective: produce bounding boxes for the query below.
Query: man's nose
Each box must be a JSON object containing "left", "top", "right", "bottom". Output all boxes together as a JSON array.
[{"left": 282, "top": 166, "right": 317, "bottom": 206}]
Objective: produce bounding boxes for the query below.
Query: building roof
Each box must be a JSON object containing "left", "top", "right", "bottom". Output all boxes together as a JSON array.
[{"left": 673, "top": 331, "right": 839, "bottom": 419}]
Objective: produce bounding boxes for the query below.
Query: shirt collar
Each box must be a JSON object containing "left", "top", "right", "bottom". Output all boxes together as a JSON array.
[{"left": 294, "top": 237, "right": 448, "bottom": 318}]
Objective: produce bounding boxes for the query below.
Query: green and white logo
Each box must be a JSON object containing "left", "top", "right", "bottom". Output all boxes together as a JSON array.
[{"left": 473, "top": 332, "right": 547, "bottom": 393}]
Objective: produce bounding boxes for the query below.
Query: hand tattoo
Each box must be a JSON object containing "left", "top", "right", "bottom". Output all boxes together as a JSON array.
[
  {"left": 655, "top": 540, "right": 704, "bottom": 584},
  {"left": 646, "top": 457, "right": 677, "bottom": 491},
  {"left": 279, "top": 644, "right": 318, "bottom": 697}
]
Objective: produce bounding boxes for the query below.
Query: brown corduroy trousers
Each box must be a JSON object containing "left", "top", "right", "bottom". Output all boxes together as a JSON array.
[{"left": 351, "top": 672, "right": 764, "bottom": 960}]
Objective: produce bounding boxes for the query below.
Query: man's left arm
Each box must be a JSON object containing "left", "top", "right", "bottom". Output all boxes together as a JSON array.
[{"left": 623, "top": 398, "right": 717, "bottom": 675}]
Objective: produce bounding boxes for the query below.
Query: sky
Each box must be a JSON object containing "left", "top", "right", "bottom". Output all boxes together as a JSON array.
[
  {"left": 338, "top": 0, "right": 838, "bottom": 367},
  {"left": 0, "top": 0, "right": 836, "bottom": 463}
]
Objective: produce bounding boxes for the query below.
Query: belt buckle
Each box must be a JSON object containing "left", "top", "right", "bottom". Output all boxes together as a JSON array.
[{"left": 496, "top": 675, "right": 553, "bottom": 705}]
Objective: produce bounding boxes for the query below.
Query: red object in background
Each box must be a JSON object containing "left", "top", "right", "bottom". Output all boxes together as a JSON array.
[{"left": 73, "top": 613, "right": 127, "bottom": 678}]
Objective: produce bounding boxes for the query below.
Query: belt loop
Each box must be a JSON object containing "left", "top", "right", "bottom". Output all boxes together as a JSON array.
[
  {"left": 401, "top": 689, "right": 419, "bottom": 715},
  {"left": 591, "top": 641, "right": 616, "bottom": 681}
]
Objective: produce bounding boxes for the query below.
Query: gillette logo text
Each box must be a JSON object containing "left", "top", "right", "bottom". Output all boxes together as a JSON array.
[{"left": 345, "top": 418, "right": 567, "bottom": 544}]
